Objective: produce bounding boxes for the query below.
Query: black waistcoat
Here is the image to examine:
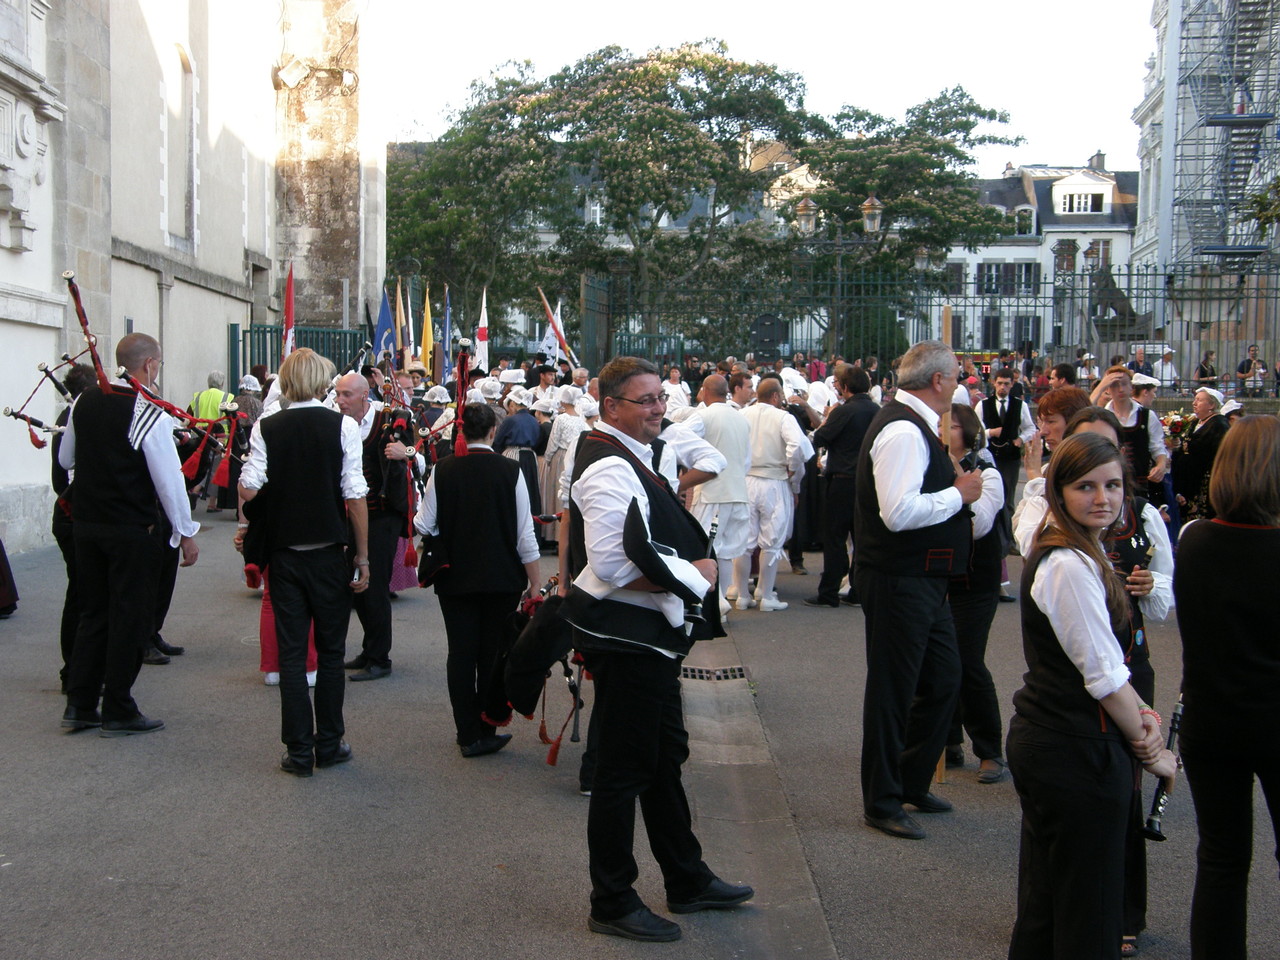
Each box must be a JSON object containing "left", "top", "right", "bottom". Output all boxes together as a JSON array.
[
  {"left": 430, "top": 450, "right": 526, "bottom": 595},
  {"left": 259, "top": 406, "right": 348, "bottom": 549},
  {"left": 563, "top": 430, "right": 721, "bottom": 656},
  {"left": 1013, "top": 547, "right": 1127, "bottom": 741},
  {"left": 70, "top": 386, "right": 160, "bottom": 527},
  {"left": 1118, "top": 404, "right": 1152, "bottom": 487},
  {"left": 981, "top": 395, "right": 1023, "bottom": 462},
  {"left": 1104, "top": 497, "right": 1156, "bottom": 673},
  {"left": 854, "top": 400, "right": 972, "bottom": 577}
]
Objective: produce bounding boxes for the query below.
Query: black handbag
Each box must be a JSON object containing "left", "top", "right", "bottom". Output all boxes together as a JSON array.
[
  {"left": 240, "top": 485, "right": 272, "bottom": 569},
  {"left": 415, "top": 533, "right": 450, "bottom": 587}
]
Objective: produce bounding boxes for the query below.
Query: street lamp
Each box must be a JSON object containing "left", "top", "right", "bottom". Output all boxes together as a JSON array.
[{"left": 793, "top": 196, "right": 887, "bottom": 357}]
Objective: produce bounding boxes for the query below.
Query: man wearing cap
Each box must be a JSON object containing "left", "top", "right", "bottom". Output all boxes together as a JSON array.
[
  {"left": 531, "top": 365, "right": 559, "bottom": 403},
  {"left": 1152, "top": 348, "right": 1180, "bottom": 396}
]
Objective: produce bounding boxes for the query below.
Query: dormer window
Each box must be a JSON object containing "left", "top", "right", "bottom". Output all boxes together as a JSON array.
[
  {"left": 1014, "top": 208, "right": 1035, "bottom": 235},
  {"left": 1059, "top": 192, "right": 1105, "bottom": 214}
]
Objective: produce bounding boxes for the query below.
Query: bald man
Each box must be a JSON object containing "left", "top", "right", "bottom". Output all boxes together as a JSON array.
[{"left": 334, "top": 372, "right": 422, "bottom": 680}]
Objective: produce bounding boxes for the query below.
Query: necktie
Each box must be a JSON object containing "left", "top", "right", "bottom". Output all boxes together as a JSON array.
[{"left": 999, "top": 400, "right": 1006, "bottom": 420}]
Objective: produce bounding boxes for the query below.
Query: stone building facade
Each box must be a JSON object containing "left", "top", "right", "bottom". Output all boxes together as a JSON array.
[{"left": 0, "top": 0, "right": 385, "bottom": 552}]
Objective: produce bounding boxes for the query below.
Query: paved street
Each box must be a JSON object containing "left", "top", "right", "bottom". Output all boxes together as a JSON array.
[{"left": 1, "top": 514, "right": 1275, "bottom": 959}]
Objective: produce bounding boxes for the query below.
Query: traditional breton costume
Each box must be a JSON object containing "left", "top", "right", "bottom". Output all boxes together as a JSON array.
[
  {"left": 561, "top": 422, "right": 724, "bottom": 923},
  {"left": 685, "top": 401, "right": 752, "bottom": 606}
]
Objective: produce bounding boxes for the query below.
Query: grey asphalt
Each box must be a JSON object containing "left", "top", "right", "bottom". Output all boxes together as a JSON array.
[{"left": 1, "top": 516, "right": 1275, "bottom": 959}]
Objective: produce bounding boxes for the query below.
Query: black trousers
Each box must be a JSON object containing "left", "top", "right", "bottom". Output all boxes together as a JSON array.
[
  {"left": 1182, "top": 740, "right": 1280, "bottom": 960},
  {"left": 1124, "top": 660, "right": 1155, "bottom": 937},
  {"left": 269, "top": 546, "right": 352, "bottom": 762},
  {"left": 857, "top": 569, "right": 960, "bottom": 819},
  {"left": 947, "top": 584, "right": 1004, "bottom": 760},
  {"left": 52, "top": 510, "right": 78, "bottom": 687},
  {"left": 816, "top": 476, "right": 857, "bottom": 603},
  {"left": 351, "top": 510, "right": 403, "bottom": 667},
  {"left": 580, "top": 647, "right": 715, "bottom": 920},
  {"left": 994, "top": 455, "right": 1020, "bottom": 525},
  {"left": 66, "top": 521, "right": 162, "bottom": 721},
  {"left": 437, "top": 591, "right": 521, "bottom": 746},
  {"left": 1007, "top": 717, "right": 1131, "bottom": 960},
  {"left": 152, "top": 515, "right": 179, "bottom": 644}
]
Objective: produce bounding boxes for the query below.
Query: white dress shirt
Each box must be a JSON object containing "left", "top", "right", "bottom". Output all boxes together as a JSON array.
[
  {"left": 58, "top": 380, "right": 201, "bottom": 547},
  {"left": 568, "top": 421, "right": 712, "bottom": 644},
  {"left": 1030, "top": 547, "right": 1132, "bottom": 700},
  {"left": 239, "top": 398, "right": 368, "bottom": 501},
  {"left": 413, "top": 444, "right": 539, "bottom": 564},
  {"left": 868, "top": 390, "right": 964, "bottom": 532}
]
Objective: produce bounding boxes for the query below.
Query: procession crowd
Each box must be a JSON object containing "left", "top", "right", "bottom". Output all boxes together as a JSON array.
[{"left": 14, "top": 331, "right": 1280, "bottom": 958}]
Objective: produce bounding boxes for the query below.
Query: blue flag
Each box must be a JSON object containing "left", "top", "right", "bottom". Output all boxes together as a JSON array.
[
  {"left": 373, "top": 289, "right": 395, "bottom": 366},
  {"left": 440, "top": 285, "right": 453, "bottom": 381}
]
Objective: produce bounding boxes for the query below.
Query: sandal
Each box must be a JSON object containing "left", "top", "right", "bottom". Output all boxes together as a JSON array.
[{"left": 1121, "top": 935, "right": 1138, "bottom": 957}]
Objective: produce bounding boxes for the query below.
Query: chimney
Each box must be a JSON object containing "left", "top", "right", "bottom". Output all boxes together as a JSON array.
[
  {"left": 1088, "top": 150, "right": 1106, "bottom": 171},
  {"left": 1003, "top": 161, "right": 1016, "bottom": 178}
]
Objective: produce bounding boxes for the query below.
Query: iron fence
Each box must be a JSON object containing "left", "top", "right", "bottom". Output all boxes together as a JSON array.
[{"left": 227, "top": 324, "right": 366, "bottom": 385}]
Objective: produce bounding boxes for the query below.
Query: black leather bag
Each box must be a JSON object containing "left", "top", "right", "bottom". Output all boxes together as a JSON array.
[{"left": 415, "top": 534, "right": 450, "bottom": 587}]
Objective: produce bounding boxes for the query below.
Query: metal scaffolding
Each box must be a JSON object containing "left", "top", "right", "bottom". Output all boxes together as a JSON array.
[{"left": 1173, "top": 0, "right": 1279, "bottom": 264}]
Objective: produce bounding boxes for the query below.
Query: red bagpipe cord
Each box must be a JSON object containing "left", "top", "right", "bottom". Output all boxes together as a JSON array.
[
  {"left": 210, "top": 415, "right": 238, "bottom": 487},
  {"left": 453, "top": 345, "right": 471, "bottom": 458},
  {"left": 28, "top": 424, "right": 46, "bottom": 449}
]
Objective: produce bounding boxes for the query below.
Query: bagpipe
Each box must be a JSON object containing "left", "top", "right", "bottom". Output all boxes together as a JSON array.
[
  {"left": 1143, "top": 696, "right": 1184, "bottom": 842},
  {"left": 3, "top": 271, "right": 239, "bottom": 478}
]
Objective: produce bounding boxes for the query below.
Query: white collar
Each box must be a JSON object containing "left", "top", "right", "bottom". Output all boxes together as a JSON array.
[{"left": 596, "top": 419, "right": 654, "bottom": 465}]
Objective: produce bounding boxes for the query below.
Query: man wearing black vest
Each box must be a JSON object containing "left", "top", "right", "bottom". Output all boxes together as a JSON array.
[
  {"left": 563, "top": 357, "right": 752, "bottom": 942},
  {"left": 980, "top": 368, "right": 1035, "bottom": 522},
  {"left": 58, "top": 334, "right": 200, "bottom": 736},
  {"left": 855, "top": 340, "right": 984, "bottom": 840},
  {"left": 333, "top": 372, "right": 421, "bottom": 681},
  {"left": 239, "top": 349, "right": 369, "bottom": 776}
]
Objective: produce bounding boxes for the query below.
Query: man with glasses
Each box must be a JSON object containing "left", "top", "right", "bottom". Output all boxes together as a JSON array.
[
  {"left": 855, "top": 340, "right": 984, "bottom": 840},
  {"left": 562, "top": 357, "right": 751, "bottom": 942}
]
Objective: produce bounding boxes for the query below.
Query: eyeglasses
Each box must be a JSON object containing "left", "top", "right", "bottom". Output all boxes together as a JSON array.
[{"left": 612, "top": 393, "right": 668, "bottom": 408}]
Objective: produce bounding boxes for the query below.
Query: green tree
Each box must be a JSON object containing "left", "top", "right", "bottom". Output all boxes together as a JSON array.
[
  {"left": 522, "top": 41, "right": 829, "bottom": 333},
  {"left": 1243, "top": 175, "right": 1280, "bottom": 239},
  {"left": 793, "top": 86, "right": 1020, "bottom": 353}
]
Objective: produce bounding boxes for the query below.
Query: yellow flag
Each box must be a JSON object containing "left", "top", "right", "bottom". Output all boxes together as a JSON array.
[
  {"left": 421, "top": 282, "right": 434, "bottom": 381},
  {"left": 393, "top": 277, "right": 405, "bottom": 360}
]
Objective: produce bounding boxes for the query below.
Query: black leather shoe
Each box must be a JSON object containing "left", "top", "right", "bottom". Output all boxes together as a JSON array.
[
  {"left": 667, "top": 877, "right": 755, "bottom": 914},
  {"left": 840, "top": 593, "right": 861, "bottom": 606},
  {"left": 905, "top": 791, "right": 953, "bottom": 813},
  {"left": 459, "top": 734, "right": 512, "bottom": 758},
  {"left": 61, "top": 705, "right": 101, "bottom": 730},
  {"left": 141, "top": 646, "right": 171, "bottom": 666},
  {"left": 588, "top": 907, "right": 681, "bottom": 942},
  {"left": 998, "top": 591, "right": 1017, "bottom": 603},
  {"left": 153, "top": 636, "right": 185, "bottom": 656},
  {"left": 864, "top": 811, "right": 926, "bottom": 840},
  {"left": 348, "top": 664, "right": 391, "bottom": 681},
  {"left": 100, "top": 714, "right": 165, "bottom": 737},
  {"left": 316, "top": 742, "right": 353, "bottom": 768},
  {"left": 945, "top": 745, "right": 965, "bottom": 768},
  {"left": 280, "top": 753, "right": 314, "bottom": 777},
  {"left": 802, "top": 595, "right": 839, "bottom": 608},
  {"left": 343, "top": 655, "right": 368, "bottom": 670}
]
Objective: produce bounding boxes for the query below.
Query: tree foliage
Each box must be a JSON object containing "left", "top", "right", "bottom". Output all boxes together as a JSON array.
[{"left": 1243, "top": 175, "right": 1280, "bottom": 239}]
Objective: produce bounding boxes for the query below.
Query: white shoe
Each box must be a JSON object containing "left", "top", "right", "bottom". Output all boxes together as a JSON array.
[
  {"left": 306, "top": 670, "right": 317, "bottom": 688},
  {"left": 263, "top": 672, "right": 280, "bottom": 686},
  {"left": 757, "top": 595, "right": 788, "bottom": 612},
  {"left": 719, "top": 596, "right": 732, "bottom": 617},
  {"left": 734, "top": 596, "right": 756, "bottom": 611}
]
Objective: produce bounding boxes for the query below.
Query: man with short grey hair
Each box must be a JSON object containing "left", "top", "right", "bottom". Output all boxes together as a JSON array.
[{"left": 855, "top": 340, "right": 983, "bottom": 840}]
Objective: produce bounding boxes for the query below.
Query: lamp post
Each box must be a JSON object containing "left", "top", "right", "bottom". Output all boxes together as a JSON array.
[{"left": 793, "top": 195, "right": 886, "bottom": 358}]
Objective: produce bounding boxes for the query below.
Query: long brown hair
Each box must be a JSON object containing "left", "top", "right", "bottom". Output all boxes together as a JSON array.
[
  {"left": 1036, "top": 432, "right": 1129, "bottom": 625},
  {"left": 1209, "top": 416, "right": 1280, "bottom": 525}
]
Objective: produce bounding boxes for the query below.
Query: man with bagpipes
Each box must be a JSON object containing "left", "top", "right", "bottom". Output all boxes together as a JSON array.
[
  {"left": 58, "top": 333, "right": 200, "bottom": 736},
  {"left": 333, "top": 372, "right": 423, "bottom": 681},
  {"left": 560, "top": 356, "right": 752, "bottom": 943}
]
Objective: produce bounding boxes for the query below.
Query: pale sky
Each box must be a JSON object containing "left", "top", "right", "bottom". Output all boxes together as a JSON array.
[{"left": 364, "top": 0, "right": 1157, "bottom": 178}]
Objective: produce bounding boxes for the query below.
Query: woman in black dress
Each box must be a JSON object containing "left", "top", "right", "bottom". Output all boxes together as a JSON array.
[{"left": 1172, "top": 387, "right": 1229, "bottom": 522}]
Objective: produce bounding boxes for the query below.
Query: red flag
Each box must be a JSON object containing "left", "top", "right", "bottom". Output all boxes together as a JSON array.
[{"left": 282, "top": 264, "right": 296, "bottom": 357}]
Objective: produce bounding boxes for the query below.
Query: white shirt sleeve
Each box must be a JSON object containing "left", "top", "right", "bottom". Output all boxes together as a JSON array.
[
  {"left": 58, "top": 399, "right": 77, "bottom": 470},
  {"left": 869, "top": 421, "right": 964, "bottom": 531},
  {"left": 1146, "top": 409, "right": 1166, "bottom": 461},
  {"left": 660, "top": 421, "right": 727, "bottom": 475},
  {"left": 140, "top": 413, "right": 200, "bottom": 546},
  {"left": 513, "top": 472, "right": 540, "bottom": 564},
  {"left": 970, "top": 467, "right": 1005, "bottom": 540},
  {"left": 1012, "top": 478, "right": 1048, "bottom": 557},
  {"left": 414, "top": 468, "right": 439, "bottom": 536},
  {"left": 1030, "top": 548, "right": 1131, "bottom": 700},
  {"left": 1018, "top": 403, "right": 1036, "bottom": 444},
  {"left": 1138, "top": 501, "right": 1175, "bottom": 621},
  {"left": 339, "top": 415, "right": 369, "bottom": 500}
]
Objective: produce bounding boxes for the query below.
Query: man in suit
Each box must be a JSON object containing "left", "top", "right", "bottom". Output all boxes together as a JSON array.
[
  {"left": 805, "top": 365, "right": 878, "bottom": 608},
  {"left": 979, "top": 367, "right": 1035, "bottom": 521}
]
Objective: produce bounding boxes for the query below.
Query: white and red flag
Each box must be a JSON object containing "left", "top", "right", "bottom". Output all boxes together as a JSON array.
[
  {"left": 471, "top": 286, "right": 489, "bottom": 373},
  {"left": 281, "top": 263, "right": 296, "bottom": 357}
]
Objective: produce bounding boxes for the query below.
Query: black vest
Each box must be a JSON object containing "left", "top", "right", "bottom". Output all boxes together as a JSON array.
[
  {"left": 1104, "top": 497, "right": 1156, "bottom": 675},
  {"left": 360, "top": 407, "right": 413, "bottom": 517},
  {"left": 430, "top": 450, "right": 526, "bottom": 596},
  {"left": 563, "top": 430, "right": 721, "bottom": 656},
  {"left": 1013, "top": 547, "right": 1127, "bottom": 741},
  {"left": 1118, "top": 405, "right": 1152, "bottom": 493},
  {"left": 259, "top": 406, "right": 348, "bottom": 549},
  {"left": 980, "top": 395, "right": 1023, "bottom": 462},
  {"left": 70, "top": 386, "right": 161, "bottom": 527},
  {"left": 854, "top": 400, "right": 972, "bottom": 577}
]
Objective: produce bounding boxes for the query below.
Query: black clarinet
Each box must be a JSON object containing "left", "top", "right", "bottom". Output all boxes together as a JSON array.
[{"left": 1143, "top": 697, "right": 1184, "bottom": 841}]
